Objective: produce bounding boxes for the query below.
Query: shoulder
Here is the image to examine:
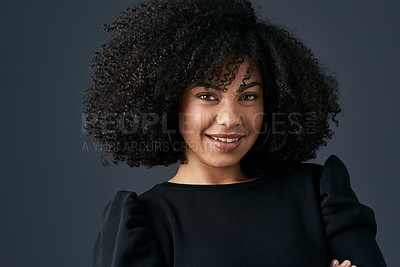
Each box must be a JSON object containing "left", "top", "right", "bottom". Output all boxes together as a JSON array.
[
  {"left": 109, "top": 190, "right": 139, "bottom": 205},
  {"left": 95, "top": 190, "right": 145, "bottom": 243},
  {"left": 275, "top": 154, "right": 351, "bottom": 200},
  {"left": 316, "top": 154, "right": 355, "bottom": 197},
  {"left": 93, "top": 190, "right": 166, "bottom": 266},
  {"left": 290, "top": 154, "right": 348, "bottom": 183},
  {"left": 102, "top": 184, "right": 166, "bottom": 213},
  {"left": 101, "top": 186, "right": 167, "bottom": 222},
  {"left": 101, "top": 190, "right": 140, "bottom": 220},
  {"left": 290, "top": 154, "right": 379, "bottom": 236}
]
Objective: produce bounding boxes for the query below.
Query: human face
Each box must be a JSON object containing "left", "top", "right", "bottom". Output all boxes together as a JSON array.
[{"left": 178, "top": 56, "right": 264, "bottom": 169}]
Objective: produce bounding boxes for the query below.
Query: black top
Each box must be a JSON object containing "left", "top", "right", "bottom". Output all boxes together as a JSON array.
[{"left": 92, "top": 155, "right": 386, "bottom": 266}]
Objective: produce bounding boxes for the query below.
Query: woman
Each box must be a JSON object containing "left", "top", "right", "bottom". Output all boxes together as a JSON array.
[{"left": 84, "top": 0, "right": 386, "bottom": 266}]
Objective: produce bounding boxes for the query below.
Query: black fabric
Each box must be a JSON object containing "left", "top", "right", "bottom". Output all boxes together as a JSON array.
[{"left": 93, "top": 155, "right": 386, "bottom": 266}]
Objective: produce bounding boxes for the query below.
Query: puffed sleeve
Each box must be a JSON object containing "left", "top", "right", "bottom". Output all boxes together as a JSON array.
[
  {"left": 320, "top": 155, "right": 386, "bottom": 266},
  {"left": 92, "top": 191, "right": 166, "bottom": 267}
]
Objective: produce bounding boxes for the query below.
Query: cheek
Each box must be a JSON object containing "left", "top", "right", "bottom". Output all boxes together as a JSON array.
[
  {"left": 248, "top": 115, "right": 263, "bottom": 133},
  {"left": 245, "top": 108, "right": 264, "bottom": 133},
  {"left": 179, "top": 107, "right": 209, "bottom": 134}
]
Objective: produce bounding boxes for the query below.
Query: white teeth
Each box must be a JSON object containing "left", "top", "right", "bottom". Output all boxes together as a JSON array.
[{"left": 209, "top": 136, "right": 240, "bottom": 143}]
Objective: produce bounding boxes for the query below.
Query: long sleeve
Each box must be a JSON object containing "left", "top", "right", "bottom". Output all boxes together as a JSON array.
[
  {"left": 93, "top": 191, "right": 166, "bottom": 267},
  {"left": 320, "top": 155, "right": 386, "bottom": 266}
]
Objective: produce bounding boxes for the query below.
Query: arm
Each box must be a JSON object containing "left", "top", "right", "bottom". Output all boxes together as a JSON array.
[{"left": 320, "top": 155, "right": 386, "bottom": 266}]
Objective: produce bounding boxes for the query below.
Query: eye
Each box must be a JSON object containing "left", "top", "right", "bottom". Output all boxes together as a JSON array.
[
  {"left": 196, "top": 93, "right": 218, "bottom": 101},
  {"left": 239, "top": 94, "right": 259, "bottom": 101}
]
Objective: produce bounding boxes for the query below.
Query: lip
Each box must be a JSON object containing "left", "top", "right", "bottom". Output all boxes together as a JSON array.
[{"left": 205, "top": 134, "right": 244, "bottom": 151}]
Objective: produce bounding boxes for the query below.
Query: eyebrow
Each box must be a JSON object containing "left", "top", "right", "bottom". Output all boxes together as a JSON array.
[{"left": 193, "top": 81, "right": 262, "bottom": 93}]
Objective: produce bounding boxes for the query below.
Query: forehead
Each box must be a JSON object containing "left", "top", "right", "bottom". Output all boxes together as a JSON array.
[{"left": 196, "top": 55, "right": 261, "bottom": 88}]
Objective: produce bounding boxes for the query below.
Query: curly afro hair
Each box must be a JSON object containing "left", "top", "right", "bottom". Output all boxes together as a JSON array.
[{"left": 83, "top": 0, "right": 341, "bottom": 177}]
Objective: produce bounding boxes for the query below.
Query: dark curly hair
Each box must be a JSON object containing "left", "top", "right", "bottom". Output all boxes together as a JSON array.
[{"left": 83, "top": 0, "right": 341, "bottom": 177}]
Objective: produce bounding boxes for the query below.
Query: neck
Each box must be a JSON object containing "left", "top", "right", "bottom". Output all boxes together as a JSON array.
[{"left": 170, "top": 155, "right": 249, "bottom": 185}]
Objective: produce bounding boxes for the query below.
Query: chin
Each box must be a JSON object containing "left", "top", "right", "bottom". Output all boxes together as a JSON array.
[{"left": 203, "top": 156, "right": 242, "bottom": 168}]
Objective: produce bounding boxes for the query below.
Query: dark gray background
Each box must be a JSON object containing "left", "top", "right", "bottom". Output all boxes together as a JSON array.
[{"left": 1, "top": 0, "right": 398, "bottom": 266}]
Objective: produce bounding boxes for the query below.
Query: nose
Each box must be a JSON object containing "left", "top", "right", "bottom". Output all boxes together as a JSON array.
[{"left": 216, "top": 104, "right": 242, "bottom": 128}]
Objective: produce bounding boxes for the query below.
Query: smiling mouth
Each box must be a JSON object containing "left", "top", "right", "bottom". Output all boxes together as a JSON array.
[
  {"left": 205, "top": 134, "right": 245, "bottom": 143},
  {"left": 205, "top": 134, "right": 244, "bottom": 151}
]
